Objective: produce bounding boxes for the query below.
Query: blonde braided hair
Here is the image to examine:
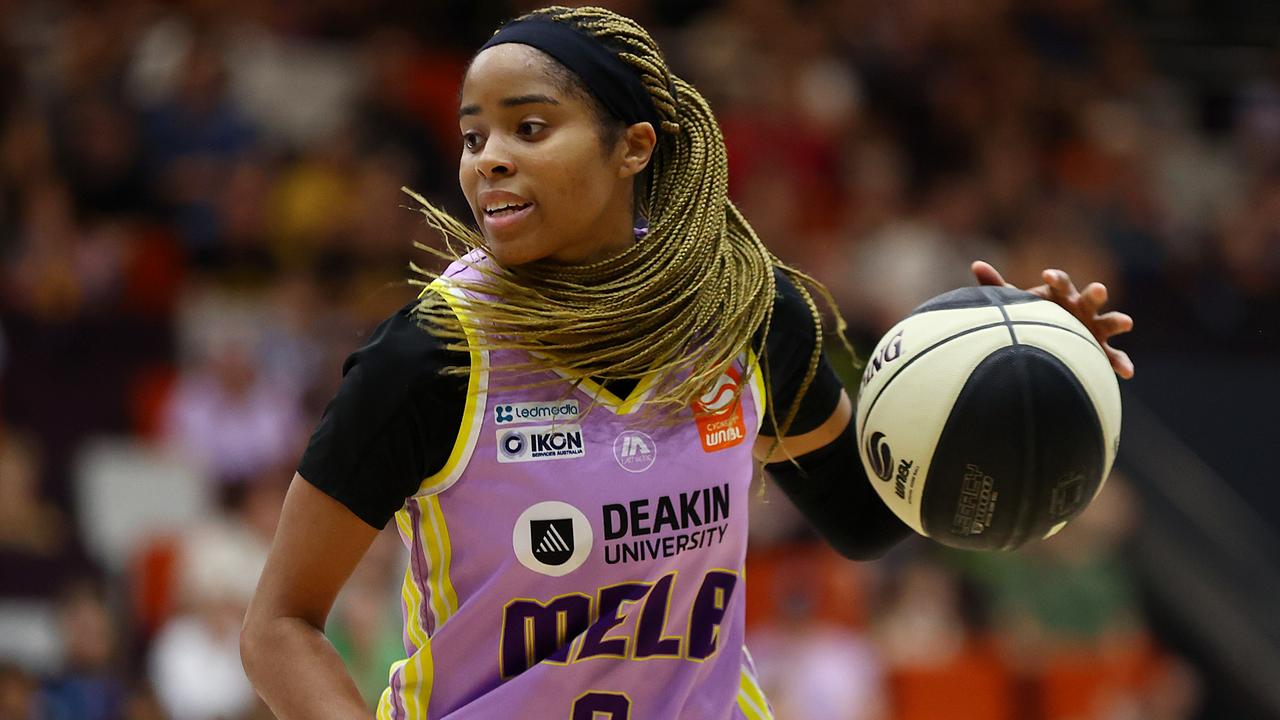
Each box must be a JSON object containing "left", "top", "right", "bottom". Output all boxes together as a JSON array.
[{"left": 406, "top": 5, "right": 854, "bottom": 440}]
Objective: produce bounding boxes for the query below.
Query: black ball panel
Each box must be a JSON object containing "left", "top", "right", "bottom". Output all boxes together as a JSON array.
[
  {"left": 910, "top": 286, "right": 1042, "bottom": 316},
  {"left": 919, "top": 344, "right": 1105, "bottom": 550}
]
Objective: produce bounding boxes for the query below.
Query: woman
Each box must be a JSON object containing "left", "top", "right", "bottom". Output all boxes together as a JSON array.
[{"left": 239, "top": 6, "right": 1134, "bottom": 719}]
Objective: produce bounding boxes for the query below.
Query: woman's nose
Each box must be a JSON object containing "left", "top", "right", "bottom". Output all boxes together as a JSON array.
[{"left": 476, "top": 140, "right": 514, "bottom": 178}]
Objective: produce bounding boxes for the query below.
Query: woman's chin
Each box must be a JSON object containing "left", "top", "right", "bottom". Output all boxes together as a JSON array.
[{"left": 486, "top": 236, "right": 546, "bottom": 267}]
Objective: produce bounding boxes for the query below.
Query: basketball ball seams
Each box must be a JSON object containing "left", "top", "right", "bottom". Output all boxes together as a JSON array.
[
  {"left": 997, "top": 289, "right": 1037, "bottom": 551},
  {"left": 860, "top": 286, "right": 1120, "bottom": 551},
  {"left": 858, "top": 320, "right": 1106, "bottom": 451},
  {"left": 855, "top": 310, "right": 1093, "bottom": 448},
  {"left": 856, "top": 320, "right": 1009, "bottom": 447},
  {"left": 1010, "top": 345, "right": 1037, "bottom": 550},
  {"left": 992, "top": 292, "right": 1019, "bottom": 345},
  {"left": 908, "top": 286, "right": 1042, "bottom": 316},
  {"left": 918, "top": 345, "right": 1105, "bottom": 549}
]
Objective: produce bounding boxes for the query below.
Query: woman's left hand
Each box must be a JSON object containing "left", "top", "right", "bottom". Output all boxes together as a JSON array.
[{"left": 971, "top": 260, "right": 1135, "bottom": 379}]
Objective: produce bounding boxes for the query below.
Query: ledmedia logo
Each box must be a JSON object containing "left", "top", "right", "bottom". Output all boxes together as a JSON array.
[
  {"left": 496, "top": 424, "right": 586, "bottom": 464},
  {"left": 865, "top": 431, "right": 893, "bottom": 482},
  {"left": 494, "top": 400, "right": 581, "bottom": 425},
  {"left": 513, "top": 501, "right": 593, "bottom": 576},
  {"left": 613, "top": 430, "right": 657, "bottom": 472},
  {"left": 529, "top": 518, "right": 574, "bottom": 566}
]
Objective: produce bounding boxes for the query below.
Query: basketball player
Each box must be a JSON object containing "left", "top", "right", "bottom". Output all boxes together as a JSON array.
[{"left": 240, "top": 7, "right": 1134, "bottom": 719}]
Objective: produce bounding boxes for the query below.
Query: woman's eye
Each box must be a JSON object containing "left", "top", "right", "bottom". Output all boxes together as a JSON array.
[
  {"left": 462, "top": 132, "right": 482, "bottom": 151},
  {"left": 517, "top": 121, "right": 544, "bottom": 137}
]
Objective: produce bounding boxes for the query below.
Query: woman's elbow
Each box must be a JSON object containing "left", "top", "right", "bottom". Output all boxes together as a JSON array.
[
  {"left": 239, "top": 615, "right": 266, "bottom": 678},
  {"left": 239, "top": 609, "right": 285, "bottom": 681},
  {"left": 828, "top": 535, "right": 899, "bottom": 562}
]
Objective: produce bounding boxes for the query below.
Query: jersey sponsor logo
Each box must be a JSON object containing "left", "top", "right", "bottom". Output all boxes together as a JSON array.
[
  {"left": 497, "top": 424, "right": 586, "bottom": 463},
  {"left": 513, "top": 501, "right": 593, "bottom": 576},
  {"left": 601, "top": 483, "right": 731, "bottom": 564},
  {"left": 613, "top": 430, "right": 656, "bottom": 472},
  {"left": 693, "top": 367, "right": 747, "bottom": 453},
  {"left": 530, "top": 518, "right": 574, "bottom": 566},
  {"left": 494, "top": 400, "right": 581, "bottom": 426}
]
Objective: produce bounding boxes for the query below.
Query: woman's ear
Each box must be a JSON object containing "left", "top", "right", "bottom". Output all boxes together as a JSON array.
[{"left": 618, "top": 122, "right": 657, "bottom": 179}]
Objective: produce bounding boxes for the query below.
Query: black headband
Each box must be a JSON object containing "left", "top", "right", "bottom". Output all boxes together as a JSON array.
[{"left": 479, "top": 16, "right": 660, "bottom": 128}]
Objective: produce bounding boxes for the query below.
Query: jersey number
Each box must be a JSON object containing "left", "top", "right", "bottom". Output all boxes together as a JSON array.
[{"left": 571, "top": 692, "right": 631, "bottom": 719}]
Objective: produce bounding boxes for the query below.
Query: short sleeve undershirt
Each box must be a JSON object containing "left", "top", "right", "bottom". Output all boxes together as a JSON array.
[{"left": 297, "top": 269, "right": 844, "bottom": 529}]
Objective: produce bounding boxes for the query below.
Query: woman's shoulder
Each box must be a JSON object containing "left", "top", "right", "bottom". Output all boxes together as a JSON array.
[
  {"left": 341, "top": 299, "right": 469, "bottom": 386},
  {"left": 764, "top": 267, "right": 818, "bottom": 344}
]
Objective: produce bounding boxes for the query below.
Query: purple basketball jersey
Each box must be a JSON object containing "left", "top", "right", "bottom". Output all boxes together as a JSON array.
[{"left": 376, "top": 252, "right": 775, "bottom": 719}]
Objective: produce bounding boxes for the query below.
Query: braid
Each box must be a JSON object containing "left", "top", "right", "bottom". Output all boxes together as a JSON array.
[{"left": 406, "top": 6, "right": 856, "bottom": 438}]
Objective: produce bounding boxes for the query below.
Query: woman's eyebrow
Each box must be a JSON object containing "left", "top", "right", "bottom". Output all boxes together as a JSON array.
[{"left": 459, "top": 94, "right": 561, "bottom": 118}]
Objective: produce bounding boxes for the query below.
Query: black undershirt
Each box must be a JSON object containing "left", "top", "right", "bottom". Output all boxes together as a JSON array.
[{"left": 299, "top": 269, "right": 846, "bottom": 529}]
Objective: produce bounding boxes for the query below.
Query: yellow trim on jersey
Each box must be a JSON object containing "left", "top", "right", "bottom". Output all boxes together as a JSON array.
[
  {"left": 379, "top": 498, "right": 453, "bottom": 720},
  {"left": 376, "top": 654, "right": 434, "bottom": 720},
  {"left": 419, "top": 495, "right": 460, "bottom": 625},
  {"left": 556, "top": 348, "right": 764, "bottom": 418},
  {"left": 744, "top": 349, "right": 766, "bottom": 433},
  {"left": 417, "top": 281, "right": 488, "bottom": 496},
  {"left": 548, "top": 366, "right": 660, "bottom": 415},
  {"left": 395, "top": 510, "right": 431, "bottom": 649},
  {"left": 737, "top": 665, "right": 774, "bottom": 720}
]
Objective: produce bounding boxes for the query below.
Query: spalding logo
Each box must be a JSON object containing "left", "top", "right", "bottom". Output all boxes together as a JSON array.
[
  {"left": 861, "top": 330, "right": 904, "bottom": 389},
  {"left": 865, "top": 431, "right": 893, "bottom": 482}
]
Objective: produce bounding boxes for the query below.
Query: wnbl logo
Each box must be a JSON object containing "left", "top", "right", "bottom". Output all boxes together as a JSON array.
[
  {"left": 867, "top": 432, "right": 912, "bottom": 499},
  {"left": 530, "top": 519, "right": 574, "bottom": 566}
]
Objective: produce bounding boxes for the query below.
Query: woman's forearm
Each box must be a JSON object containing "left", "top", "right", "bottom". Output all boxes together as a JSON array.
[
  {"left": 763, "top": 417, "right": 913, "bottom": 560},
  {"left": 241, "top": 615, "right": 372, "bottom": 720}
]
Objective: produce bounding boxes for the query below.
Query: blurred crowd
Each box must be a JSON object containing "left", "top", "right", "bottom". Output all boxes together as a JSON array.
[{"left": 2, "top": 0, "right": 1275, "bottom": 718}]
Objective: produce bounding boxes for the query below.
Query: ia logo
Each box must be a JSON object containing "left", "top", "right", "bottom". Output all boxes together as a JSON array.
[{"left": 613, "top": 430, "right": 657, "bottom": 472}]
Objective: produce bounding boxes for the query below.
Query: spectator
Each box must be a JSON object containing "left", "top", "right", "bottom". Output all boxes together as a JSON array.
[
  {"left": 40, "top": 582, "right": 126, "bottom": 720},
  {"left": 148, "top": 478, "right": 285, "bottom": 720},
  {"left": 0, "top": 662, "right": 43, "bottom": 720},
  {"left": 0, "top": 431, "right": 70, "bottom": 598},
  {"left": 142, "top": 36, "right": 256, "bottom": 260}
]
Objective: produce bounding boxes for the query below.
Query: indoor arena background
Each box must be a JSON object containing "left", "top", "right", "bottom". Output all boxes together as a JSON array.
[{"left": 1, "top": 1, "right": 1277, "bottom": 719}]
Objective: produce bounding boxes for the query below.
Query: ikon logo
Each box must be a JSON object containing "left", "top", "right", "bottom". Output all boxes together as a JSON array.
[
  {"left": 496, "top": 424, "right": 586, "bottom": 464},
  {"left": 613, "top": 430, "right": 657, "bottom": 472}
]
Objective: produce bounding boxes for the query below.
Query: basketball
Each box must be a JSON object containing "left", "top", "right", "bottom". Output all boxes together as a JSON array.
[{"left": 855, "top": 286, "right": 1122, "bottom": 551}]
